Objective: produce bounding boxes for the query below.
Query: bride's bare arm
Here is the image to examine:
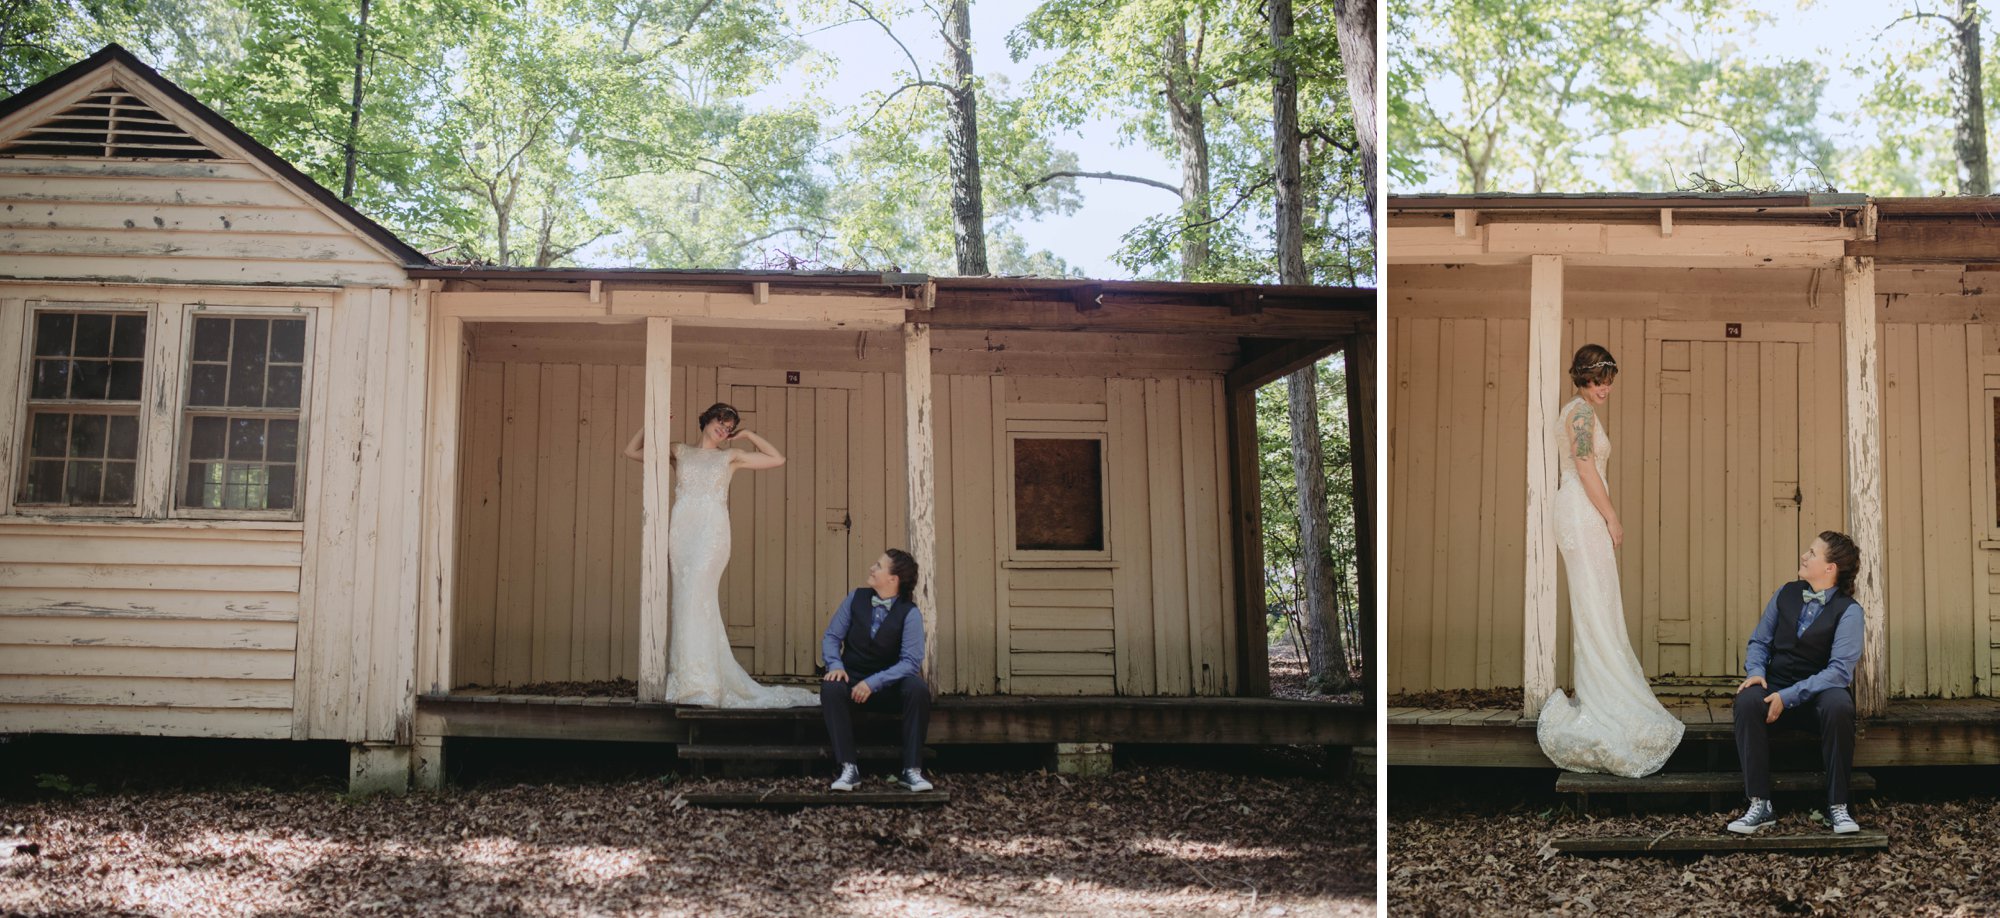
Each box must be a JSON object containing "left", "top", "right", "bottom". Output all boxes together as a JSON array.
[
  {"left": 1569, "top": 405, "right": 1622, "bottom": 547},
  {"left": 727, "top": 429, "right": 786, "bottom": 470},
  {"left": 622, "top": 428, "right": 646, "bottom": 462}
]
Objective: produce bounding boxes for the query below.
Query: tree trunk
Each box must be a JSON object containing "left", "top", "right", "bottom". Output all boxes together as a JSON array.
[
  {"left": 944, "top": 0, "right": 989, "bottom": 275},
  {"left": 1332, "top": 0, "right": 1377, "bottom": 233},
  {"left": 1272, "top": 0, "right": 1306, "bottom": 285},
  {"left": 1953, "top": 0, "right": 1989, "bottom": 194},
  {"left": 341, "top": 0, "right": 373, "bottom": 201},
  {"left": 1289, "top": 366, "right": 1348, "bottom": 693},
  {"left": 1163, "top": 24, "right": 1212, "bottom": 279}
]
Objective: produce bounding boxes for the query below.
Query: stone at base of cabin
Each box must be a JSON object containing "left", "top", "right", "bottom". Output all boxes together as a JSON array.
[
  {"left": 412, "top": 736, "right": 446, "bottom": 791},
  {"left": 1350, "top": 745, "right": 1375, "bottom": 779},
  {"left": 1053, "top": 742, "right": 1114, "bottom": 777},
  {"left": 349, "top": 743, "right": 411, "bottom": 797}
]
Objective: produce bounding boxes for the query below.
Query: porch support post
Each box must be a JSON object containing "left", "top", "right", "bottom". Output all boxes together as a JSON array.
[
  {"left": 1841, "top": 256, "right": 1888, "bottom": 717},
  {"left": 1524, "top": 254, "right": 1564, "bottom": 719},
  {"left": 904, "top": 321, "right": 939, "bottom": 688},
  {"left": 1345, "top": 331, "right": 1378, "bottom": 706},
  {"left": 417, "top": 300, "right": 463, "bottom": 695},
  {"left": 639, "top": 317, "right": 674, "bottom": 702}
]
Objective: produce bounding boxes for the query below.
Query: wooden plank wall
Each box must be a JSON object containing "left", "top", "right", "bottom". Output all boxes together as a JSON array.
[
  {"left": 294, "top": 286, "right": 427, "bottom": 743},
  {"left": 1391, "top": 263, "right": 1993, "bottom": 699},
  {"left": 0, "top": 522, "right": 301, "bottom": 738},
  {"left": 448, "top": 327, "right": 1240, "bottom": 697},
  {"left": 0, "top": 73, "right": 407, "bottom": 287}
]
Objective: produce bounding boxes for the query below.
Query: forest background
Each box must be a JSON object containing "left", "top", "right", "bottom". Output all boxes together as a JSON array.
[{"left": 2, "top": 0, "right": 1371, "bottom": 689}]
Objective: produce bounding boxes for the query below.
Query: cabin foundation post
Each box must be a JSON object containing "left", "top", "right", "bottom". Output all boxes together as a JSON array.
[
  {"left": 1523, "top": 254, "right": 1564, "bottom": 719},
  {"left": 348, "top": 743, "right": 411, "bottom": 797},
  {"left": 1052, "top": 742, "right": 1114, "bottom": 777},
  {"left": 412, "top": 735, "right": 447, "bottom": 791}
]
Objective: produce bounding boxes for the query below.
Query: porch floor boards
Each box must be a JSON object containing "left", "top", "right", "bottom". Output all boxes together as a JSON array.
[
  {"left": 416, "top": 691, "right": 1370, "bottom": 747},
  {"left": 1389, "top": 697, "right": 2000, "bottom": 768}
]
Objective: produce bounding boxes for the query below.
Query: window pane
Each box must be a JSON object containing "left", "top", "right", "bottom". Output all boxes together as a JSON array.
[
  {"left": 22, "top": 460, "right": 65, "bottom": 503},
  {"left": 70, "top": 414, "right": 106, "bottom": 459},
  {"left": 107, "top": 415, "right": 139, "bottom": 460},
  {"left": 271, "top": 319, "right": 306, "bottom": 362},
  {"left": 34, "top": 313, "right": 73, "bottom": 357},
  {"left": 102, "top": 461, "right": 136, "bottom": 504},
  {"left": 185, "top": 463, "right": 212, "bottom": 507},
  {"left": 29, "top": 412, "right": 67, "bottom": 458},
  {"left": 108, "top": 360, "right": 144, "bottom": 401},
  {"left": 64, "top": 460, "right": 103, "bottom": 504},
  {"left": 268, "top": 465, "right": 295, "bottom": 510},
  {"left": 1014, "top": 438, "right": 1105, "bottom": 552},
  {"left": 267, "top": 365, "right": 302, "bottom": 409},
  {"left": 191, "top": 317, "right": 230, "bottom": 362},
  {"left": 73, "top": 314, "right": 112, "bottom": 357},
  {"left": 189, "top": 364, "right": 227, "bottom": 406},
  {"left": 227, "top": 319, "right": 268, "bottom": 407},
  {"left": 69, "top": 359, "right": 110, "bottom": 400},
  {"left": 268, "top": 419, "right": 298, "bottom": 462},
  {"left": 31, "top": 359, "right": 69, "bottom": 400},
  {"left": 227, "top": 417, "right": 265, "bottom": 461},
  {"left": 188, "top": 416, "right": 226, "bottom": 460},
  {"left": 111, "top": 315, "right": 147, "bottom": 358}
]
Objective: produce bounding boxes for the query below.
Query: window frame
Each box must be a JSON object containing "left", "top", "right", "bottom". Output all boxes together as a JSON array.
[
  {"left": 1002, "top": 423, "right": 1114, "bottom": 565},
  {"left": 10, "top": 299, "right": 156, "bottom": 518},
  {"left": 1986, "top": 383, "right": 2000, "bottom": 542},
  {"left": 168, "top": 304, "right": 316, "bottom": 523}
]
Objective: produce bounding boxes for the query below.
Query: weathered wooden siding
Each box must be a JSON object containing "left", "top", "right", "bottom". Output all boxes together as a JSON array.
[
  {"left": 449, "top": 327, "right": 1240, "bottom": 696},
  {"left": 0, "top": 521, "right": 301, "bottom": 738},
  {"left": 1391, "top": 263, "right": 1993, "bottom": 699},
  {"left": 0, "top": 69, "right": 406, "bottom": 287}
]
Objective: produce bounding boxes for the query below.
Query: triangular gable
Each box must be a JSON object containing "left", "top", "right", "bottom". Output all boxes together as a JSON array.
[{"left": 0, "top": 45, "right": 429, "bottom": 266}]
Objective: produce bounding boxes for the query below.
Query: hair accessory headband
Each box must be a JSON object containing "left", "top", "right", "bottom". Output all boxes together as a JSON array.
[{"left": 1578, "top": 360, "right": 1617, "bottom": 370}]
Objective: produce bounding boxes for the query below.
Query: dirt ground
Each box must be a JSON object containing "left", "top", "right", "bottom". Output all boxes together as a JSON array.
[
  {"left": 1, "top": 746, "right": 1373, "bottom": 917},
  {"left": 1390, "top": 768, "right": 2000, "bottom": 917}
]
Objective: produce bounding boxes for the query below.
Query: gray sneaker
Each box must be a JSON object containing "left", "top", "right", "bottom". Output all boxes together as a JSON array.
[
  {"left": 895, "top": 768, "right": 933, "bottom": 792},
  {"left": 1829, "top": 804, "right": 1859, "bottom": 835},
  {"left": 829, "top": 763, "right": 861, "bottom": 792},
  {"left": 1727, "top": 798, "right": 1776, "bottom": 835}
]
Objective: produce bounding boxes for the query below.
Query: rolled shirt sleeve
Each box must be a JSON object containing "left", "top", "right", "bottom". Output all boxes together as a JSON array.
[{"left": 861, "top": 606, "right": 927, "bottom": 693}]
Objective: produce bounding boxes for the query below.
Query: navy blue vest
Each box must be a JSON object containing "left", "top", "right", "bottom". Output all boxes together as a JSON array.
[
  {"left": 839, "top": 587, "right": 913, "bottom": 675},
  {"left": 1768, "top": 580, "right": 1855, "bottom": 689}
]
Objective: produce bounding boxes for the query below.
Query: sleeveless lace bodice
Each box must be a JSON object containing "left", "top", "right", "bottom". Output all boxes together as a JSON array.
[
  {"left": 1538, "top": 395, "right": 1682, "bottom": 777},
  {"left": 663, "top": 444, "right": 817, "bottom": 708}
]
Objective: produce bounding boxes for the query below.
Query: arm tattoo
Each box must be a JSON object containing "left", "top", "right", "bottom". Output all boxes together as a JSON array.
[{"left": 1569, "top": 404, "right": 1594, "bottom": 460}]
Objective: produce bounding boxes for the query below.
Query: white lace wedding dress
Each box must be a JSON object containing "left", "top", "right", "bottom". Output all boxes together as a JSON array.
[
  {"left": 662, "top": 444, "right": 818, "bottom": 707},
  {"left": 1536, "top": 397, "right": 1683, "bottom": 777}
]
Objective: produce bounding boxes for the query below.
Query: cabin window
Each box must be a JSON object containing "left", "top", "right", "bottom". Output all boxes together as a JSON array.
[
  {"left": 1992, "top": 392, "right": 2000, "bottom": 532},
  {"left": 1009, "top": 433, "right": 1109, "bottom": 556},
  {"left": 16, "top": 309, "right": 148, "bottom": 508},
  {"left": 176, "top": 315, "right": 308, "bottom": 513}
]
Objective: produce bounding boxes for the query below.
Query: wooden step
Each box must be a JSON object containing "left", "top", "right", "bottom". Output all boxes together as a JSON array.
[
  {"left": 673, "top": 707, "right": 824, "bottom": 721},
  {"left": 679, "top": 789, "right": 950, "bottom": 808},
  {"left": 1557, "top": 771, "right": 1875, "bottom": 795},
  {"left": 675, "top": 744, "right": 934, "bottom": 761},
  {"left": 1552, "top": 830, "right": 1887, "bottom": 855}
]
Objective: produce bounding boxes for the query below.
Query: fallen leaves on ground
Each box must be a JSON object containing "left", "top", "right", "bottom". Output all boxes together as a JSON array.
[
  {"left": 1391, "top": 795, "right": 2000, "bottom": 916},
  {"left": 2, "top": 766, "right": 1373, "bottom": 917}
]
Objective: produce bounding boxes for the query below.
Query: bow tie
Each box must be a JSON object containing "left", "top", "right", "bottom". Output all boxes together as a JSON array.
[
  {"left": 1802, "top": 586, "right": 1834, "bottom": 605},
  {"left": 870, "top": 595, "right": 895, "bottom": 609}
]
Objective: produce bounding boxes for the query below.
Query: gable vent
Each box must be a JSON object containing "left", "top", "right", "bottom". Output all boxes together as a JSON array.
[{"left": 0, "top": 86, "right": 221, "bottom": 160}]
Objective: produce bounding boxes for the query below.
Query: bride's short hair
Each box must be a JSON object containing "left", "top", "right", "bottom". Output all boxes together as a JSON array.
[
  {"left": 1570, "top": 344, "right": 1618, "bottom": 388},
  {"left": 697, "top": 402, "right": 740, "bottom": 432}
]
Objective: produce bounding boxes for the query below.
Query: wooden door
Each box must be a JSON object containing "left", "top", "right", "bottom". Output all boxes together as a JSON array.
[
  {"left": 715, "top": 372, "right": 854, "bottom": 678},
  {"left": 1644, "top": 325, "right": 1813, "bottom": 682}
]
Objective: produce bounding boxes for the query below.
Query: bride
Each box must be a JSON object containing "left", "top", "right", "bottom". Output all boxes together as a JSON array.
[
  {"left": 1536, "top": 344, "right": 1683, "bottom": 777},
  {"left": 624, "top": 402, "right": 818, "bottom": 708}
]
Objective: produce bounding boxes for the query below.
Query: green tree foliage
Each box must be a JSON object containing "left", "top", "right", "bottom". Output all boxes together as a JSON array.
[
  {"left": 1257, "top": 355, "right": 1358, "bottom": 678},
  {"left": 1390, "top": 0, "right": 1835, "bottom": 193}
]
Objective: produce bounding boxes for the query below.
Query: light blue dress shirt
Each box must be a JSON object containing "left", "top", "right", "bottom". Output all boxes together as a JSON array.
[
  {"left": 820, "top": 592, "right": 926, "bottom": 693},
  {"left": 1743, "top": 584, "right": 1863, "bottom": 709}
]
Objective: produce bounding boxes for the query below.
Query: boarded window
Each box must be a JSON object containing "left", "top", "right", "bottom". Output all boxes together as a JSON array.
[
  {"left": 1994, "top": 395, "right": 2000, "bottom": 529},
  {"left": 1014, "top": 438, "right": 1104, "bottom": 551},
  {"left": 179, "top": 316, "right": 306, "bottom": 512},
  {"left": 17, "top": 310, "right": 146, "bottom": 507}
]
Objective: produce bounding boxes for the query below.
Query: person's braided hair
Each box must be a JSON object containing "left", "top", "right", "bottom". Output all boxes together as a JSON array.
[
  {"left": 884, "top": 548, "right": 919, "bottom": 602},
  {"left": 1819, "top": 530, "right": 1860, "bottom": 597}
]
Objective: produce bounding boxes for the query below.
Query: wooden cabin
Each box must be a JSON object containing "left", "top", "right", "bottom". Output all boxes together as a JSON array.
[
  {"left": 1387, "top": 193, "right": 2000, "bottom": 732},
  {"left": 0, "top": 46, "right": 1372, "bottom": 792}
]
